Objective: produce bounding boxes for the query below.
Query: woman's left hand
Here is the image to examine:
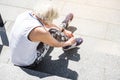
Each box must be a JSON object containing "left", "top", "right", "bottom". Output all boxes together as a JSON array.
[{"left": 64, "top": 29, "right": 73, "bottom": 38}]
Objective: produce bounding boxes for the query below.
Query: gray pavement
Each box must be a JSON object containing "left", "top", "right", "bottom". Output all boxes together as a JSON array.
[
  {"left": 0, "top": 0, "right": 120, "bottom": 80},
  {"left": 0, "top": 63, "right": 69, "bottom": 80}
]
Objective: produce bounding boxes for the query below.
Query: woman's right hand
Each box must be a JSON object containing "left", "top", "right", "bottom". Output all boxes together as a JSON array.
[{"left": 63, "top": 37, "right": 75, "bottom": 46}]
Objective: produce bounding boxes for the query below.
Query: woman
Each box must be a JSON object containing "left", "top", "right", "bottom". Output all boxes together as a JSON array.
[{"left": 9, "top": 3, "right": 83, "bottom": 68}]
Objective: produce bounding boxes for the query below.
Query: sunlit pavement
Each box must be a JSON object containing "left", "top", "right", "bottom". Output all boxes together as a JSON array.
[{"left": 0, "top": 0, "right": 120, "bottom": 80}]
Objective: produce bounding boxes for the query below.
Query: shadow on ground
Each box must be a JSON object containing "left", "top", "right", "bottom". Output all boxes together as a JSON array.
[
  {"left": 0, "top": 26, "right": 9, "bottom": 54},
  {"left": 21, "top": 26, "right": 80, "bottom": 80},
  {"left": 67, "top": 26, "right": 77, "bottom": 33},
  {"left": 0, "top": 28, "right": 9, "bottom": 46},
  {"left": 22, "top": 47, "right": 80, "bottom": 80},
  {"left": 0, "top": 45, "right": 3, "bottom": 54},
  {"left": 0, "top": 14, "right": 9, "bottom": 54}
]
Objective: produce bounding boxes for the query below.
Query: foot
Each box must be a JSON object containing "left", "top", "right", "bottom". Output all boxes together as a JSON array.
[
  {"left": 63, "top": 37, "right": 83, "bottom": 51},
  {"left": 61, "top": 13, "right": 74, "bottom": 29}
]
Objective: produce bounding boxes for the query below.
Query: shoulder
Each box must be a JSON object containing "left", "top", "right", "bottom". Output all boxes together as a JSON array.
[{"left": 28, "top": 26, "right": 49, "bottom": 41}]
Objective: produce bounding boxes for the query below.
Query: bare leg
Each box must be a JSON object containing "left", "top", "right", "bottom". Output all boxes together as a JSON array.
[{"left": 60, "top": 13, "right": 73, "bottom": 29}]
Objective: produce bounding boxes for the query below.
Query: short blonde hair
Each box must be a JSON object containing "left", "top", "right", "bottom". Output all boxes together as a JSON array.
[{"left": 33, "top": 3, "right": 58, "bottom": 24}]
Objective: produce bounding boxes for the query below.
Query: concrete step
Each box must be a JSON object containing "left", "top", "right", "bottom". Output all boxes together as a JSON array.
[{"left": 0, "top": 63, "right": 69, "bottom": 80}]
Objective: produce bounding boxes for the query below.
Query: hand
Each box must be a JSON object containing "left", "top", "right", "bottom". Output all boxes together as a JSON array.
[
  {"left": 64, "top": 29, "right": 73, "bottom": 38},
  {"left": 64, "top": 37, "right": 76, "bottom": 46}
]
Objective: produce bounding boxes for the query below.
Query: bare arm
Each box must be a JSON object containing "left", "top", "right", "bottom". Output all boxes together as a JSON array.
[{"left": 28, "top": 26, "right": 75, "bottom": 47}]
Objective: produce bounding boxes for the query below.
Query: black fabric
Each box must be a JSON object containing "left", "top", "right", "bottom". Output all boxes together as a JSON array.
[{"left": 49, "top": 28, "right": 69, "bottom": 42}]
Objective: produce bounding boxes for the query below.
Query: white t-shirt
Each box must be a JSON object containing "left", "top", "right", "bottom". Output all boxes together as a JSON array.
[{"left": 9, "top": 11, "right": 43, "bottom": 66}]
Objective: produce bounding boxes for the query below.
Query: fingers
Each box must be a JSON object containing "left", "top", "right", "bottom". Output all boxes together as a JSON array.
[
  {"left": 67, "top": 37, "right": 76, "bottom": 45},
  {"left": 69, "top": 32, "right": 74, "bottom": 37},
  {"left": 66, "top": 31, "right": 74, "bottom": 38}
]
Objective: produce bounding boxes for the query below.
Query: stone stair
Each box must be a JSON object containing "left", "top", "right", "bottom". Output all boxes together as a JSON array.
[{"left": 0, "top": 63, "right": 69, "bottom": 80}]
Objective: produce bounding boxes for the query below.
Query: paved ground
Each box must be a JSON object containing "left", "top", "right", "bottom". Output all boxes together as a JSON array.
[{"left": 0, "top": 0, "right": 120, "bottom": 80}]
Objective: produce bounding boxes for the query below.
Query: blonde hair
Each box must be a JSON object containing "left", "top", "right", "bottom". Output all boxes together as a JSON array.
[{"left": 33, "top": 3, "right": 58, "bottom": 24}]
